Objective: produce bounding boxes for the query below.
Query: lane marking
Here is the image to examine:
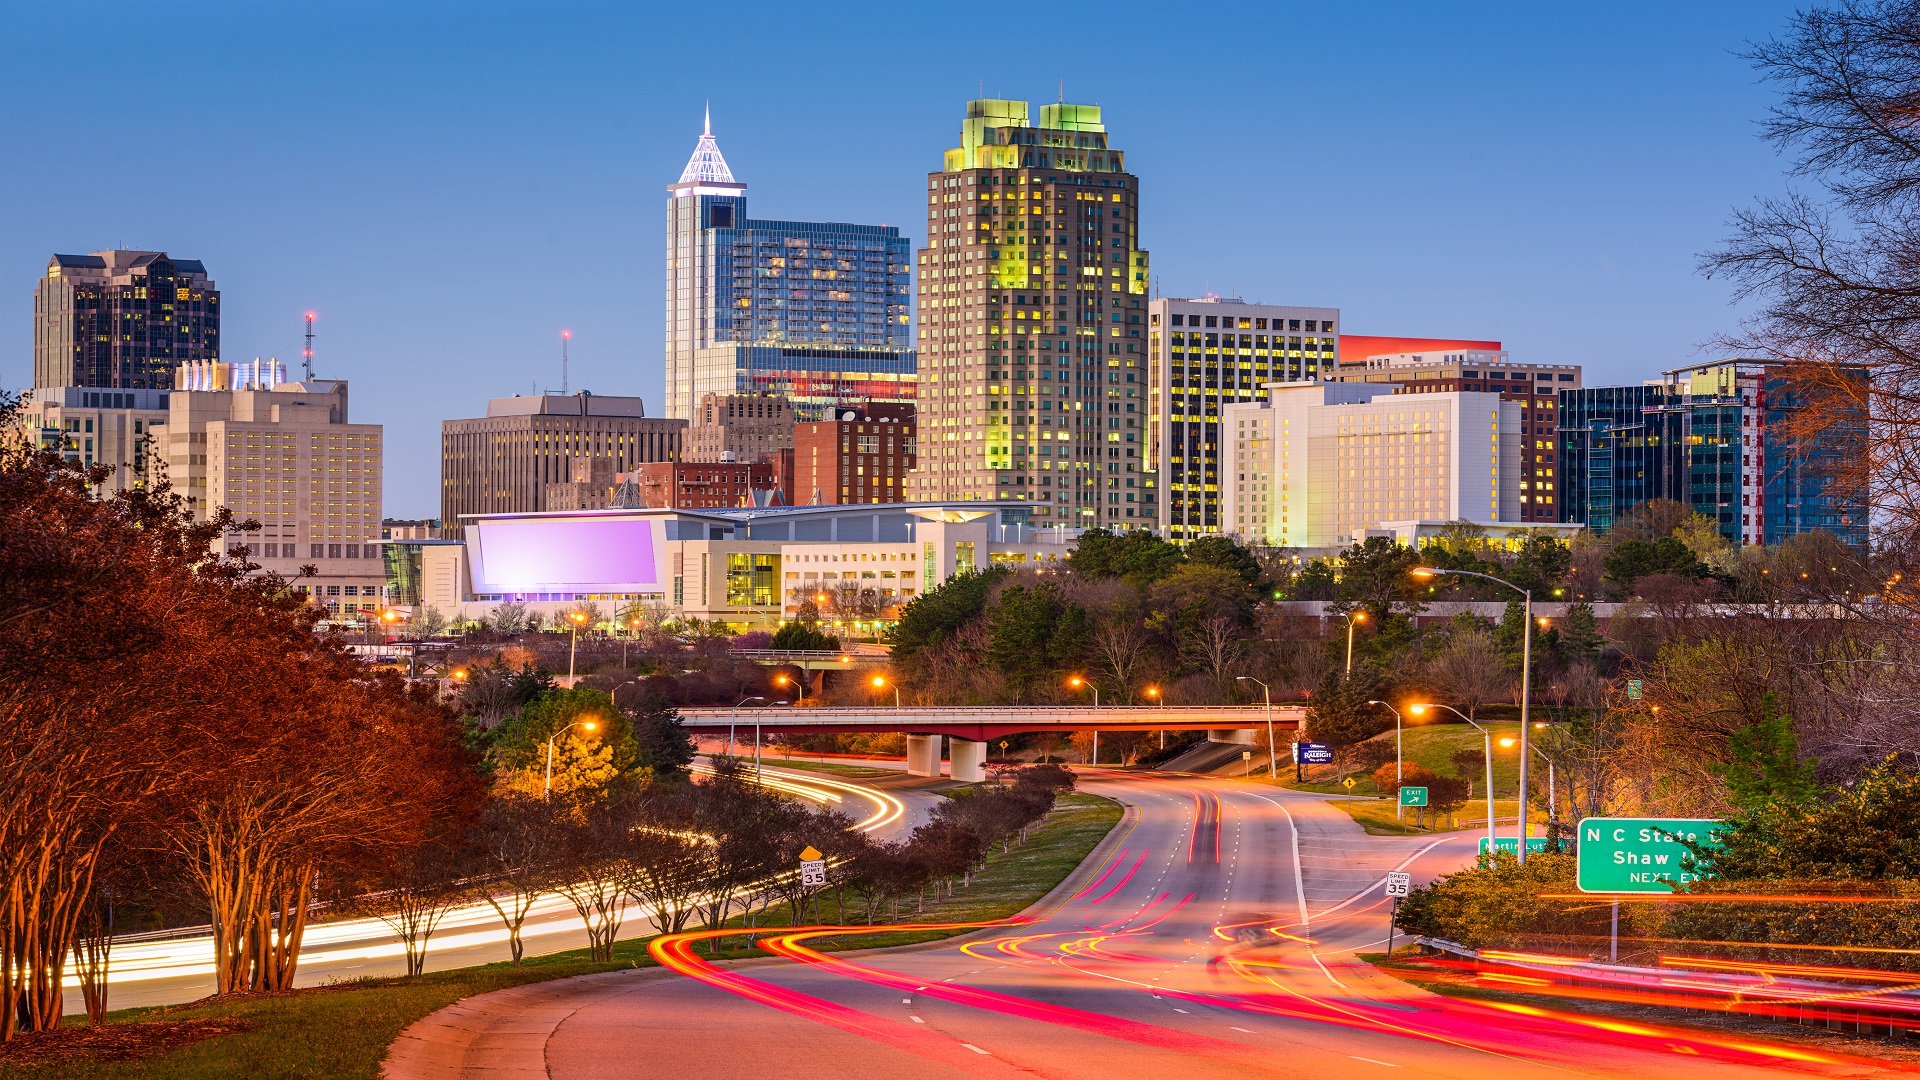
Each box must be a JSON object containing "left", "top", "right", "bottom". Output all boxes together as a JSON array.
[
  {"left": 910, "top": 1015, "right": 924, "bottom": 1023},
  {"left": 1350, "top": 1056, "right": 1401, "bottom": 1067},
  {"left": 1231, "top": 1026, "right": 1254, "bottom": 1033},
  {"left": 961, "top": 1043, "right": 991, "bottom": 1055}
]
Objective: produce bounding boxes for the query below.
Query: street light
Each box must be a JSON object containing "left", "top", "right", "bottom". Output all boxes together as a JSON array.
[
  {"left": 1409, "top": 702, "right": 1496, "bottom": 850},
  {"left": 1500, "top": 734, "right": 1559, "bottom": 838},
  {"left": 1146, "top": 685, "right": 1164, "bottom": 749},
  {"left": 543, "top": 719, "right": 599, "bottom": 800},
  {"left": 728, "top": 695, "right": 766, "bottom": 762},
  {"left": 1411, "top": 566, "right": 1536, "bottom": 863},
  {"left": 1069, "top": 676, "right": 1098, "bottom": 765},
  {"left": 566, "top": 610, "right": 589, "bottom": 682},
  {"left": 1235, "top": 676, "right": 1276, "bottom": 779},
  {"left": 1344, "top": 610, "right": 1367, "bottom": 675},
  {"left": 1367, "top": 700, "right": 1405, "bottom": 819},
  {"left": 623, "top": 617, "right": 642, "bottom": 668},
  {"left": 871, "top": 674, "right": 900, "bottom": 707}
]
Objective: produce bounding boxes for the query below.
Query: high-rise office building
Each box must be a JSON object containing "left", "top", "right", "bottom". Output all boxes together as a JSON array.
[
  {"left": 440, "top": 393, "right": 685, "bottom": 540},
  {"left": 1222, "top": 383, "right": 1524, "bottom": 550},
  {"left": 1330, "top": 346, "right": 1579, "bottom": 522},
  {"left": 795, "top": 402, "right": 917, "bottom": 505},
  {"left": 907, "top": 99, "right": 1149, "bottom": 526},
  {"left": 12, "top": 386, "right": 171, "bottom": 494},
  {"left": 1148, "top": 297, "right": 1338, "bottom": 539},
  {"left": 35, "top": 251, "right": 218, "bottom": 390},
  {"left": 147, "top": 370, "right": 386, "bottom": 622},
  {"left": 1559, "top": 360, "right": 1868, "bottom": 547},
  {"left": 685, "top": 391, "right": 794, "bottom": 462},
  {"left": 664, "top": 113, "right": 914, "bottom": 421}
]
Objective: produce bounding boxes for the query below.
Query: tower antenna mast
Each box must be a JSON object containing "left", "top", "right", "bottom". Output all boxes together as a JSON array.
[
  {"left": 562, "top": 330, "right": 571, "bottom": 394},
  {"left": 302, "top": 312, "right": 316, "bottom": 380}
]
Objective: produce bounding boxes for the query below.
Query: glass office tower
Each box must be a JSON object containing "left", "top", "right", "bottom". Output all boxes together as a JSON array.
[{"left": 664, "top": 112, "right": 914, "bottom": 421}]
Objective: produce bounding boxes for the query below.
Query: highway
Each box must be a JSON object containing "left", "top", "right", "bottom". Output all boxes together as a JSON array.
[
  {"left": 77, "top": 763, "right": 925, "bottom": 1014},
  {"left": 531, "top": 770, "right": 1902, "bottom": 1080}
]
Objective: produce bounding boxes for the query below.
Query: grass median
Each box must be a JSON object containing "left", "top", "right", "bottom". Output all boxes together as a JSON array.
[{"left": 1, "top": 792, "right": 1121, "bottom": 1080}]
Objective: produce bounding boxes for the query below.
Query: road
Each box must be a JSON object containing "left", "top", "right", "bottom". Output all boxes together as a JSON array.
[
  {"left": 534, "top": 771, "right": 1900, "bottom": 1080},
  {"left": 81, "top": 763, "right": 929, "bottom": 1014}
]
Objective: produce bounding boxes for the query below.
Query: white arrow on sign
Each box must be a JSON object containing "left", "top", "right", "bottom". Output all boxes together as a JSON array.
[{"left": 1384, "top": 871, "right": 1412, "bottom": 897}]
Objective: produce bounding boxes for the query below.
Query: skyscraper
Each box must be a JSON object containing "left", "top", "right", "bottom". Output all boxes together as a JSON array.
[
  {"left": 906, "top": 99, "right": 1149, "bottom": 526},
  {"left": 1147, "top": 297, "right": 1338, "bottom": 538},
  {"left": 664, "top": 112, "right": 914, "bottom": 421},
  {"left": 35, "top": 251, "right": 218, "bottom": 390}
]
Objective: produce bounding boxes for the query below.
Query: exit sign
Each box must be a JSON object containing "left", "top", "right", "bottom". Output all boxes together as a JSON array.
[{"left": 1575, "top": 817, "right": 1723, "bottom": 893}]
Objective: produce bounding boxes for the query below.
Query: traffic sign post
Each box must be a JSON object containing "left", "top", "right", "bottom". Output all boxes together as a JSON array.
[
  {"left": 1384, "top": 871, "right": 1412, "bottom": 958},
  {"left": 1574, "top": 818, "right": 1722, "bottom": 894},
  {"left": 1398, "top": 786, "right": 1428, "bottom": 805},
  {"left": 1478, "top": 836, "right": 1549, "bottom": 856}
]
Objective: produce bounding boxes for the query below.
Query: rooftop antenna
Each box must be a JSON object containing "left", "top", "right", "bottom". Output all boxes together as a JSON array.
[
  {"left": 1059, "top": 78, "right": 1065, "bottom": 102},
  {"left": 302, "top": 312, "right": 316, "bottom": 379},
  {"left": 561, "top": 329, "right": 572, "bottom": 394}
]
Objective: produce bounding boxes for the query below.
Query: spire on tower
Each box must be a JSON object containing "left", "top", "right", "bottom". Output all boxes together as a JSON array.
[{"left": 678, "top": 107, "right": 736, "bottom": 185}]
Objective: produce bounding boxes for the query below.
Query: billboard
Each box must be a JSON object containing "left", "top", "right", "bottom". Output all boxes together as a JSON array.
[{"left": 467, "top": 515, "right": 667, "bottom": 594}]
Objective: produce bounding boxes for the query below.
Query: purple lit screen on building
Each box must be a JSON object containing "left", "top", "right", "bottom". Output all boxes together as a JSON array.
[{"left": 468, "top": 516, "right": 664, "bottom": 593}]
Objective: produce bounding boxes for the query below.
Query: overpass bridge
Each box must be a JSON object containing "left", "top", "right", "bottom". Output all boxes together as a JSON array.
[{"left": 679, "top": 704, "right": 1307, "bottom": 782}]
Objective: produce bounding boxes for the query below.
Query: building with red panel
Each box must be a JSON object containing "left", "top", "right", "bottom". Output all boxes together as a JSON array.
[
  {"left": 627, "top": 460, "right": 779, "bottom": 510},
  {"left": 794, "top": 403, "right": 916, "bottom": 505},
  {"left": 1338, "top": 335, "right": 1503, "bottom": 363}
]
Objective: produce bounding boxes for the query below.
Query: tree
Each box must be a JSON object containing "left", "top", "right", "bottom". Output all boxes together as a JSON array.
[
  {"left": 489, "top": 687, "right": 645, "bottom": 799},
  {"left": 1712, "top": 693, "right": 1819, "bottom": 810},
  {"left": 1091, "top": 619, "right": 1151, "bottom": 704},
  {"left": 1425, "top": 629, "right": 1508, "bottom": 722},
  {"left": 1067, "top": 527, "right": 1183, "bottom": 584},
  {"left": 984, "top": 581, "right": 1090, "bottom": 694},
  {"left": 626, "top": 689, "right": 696, "bottom": 778},
  {"left": 1288, "top": 559, "right": 1340, "bottom": 601},
  {"left": 472, "top": 799, "right": 559, "bottom": 966},
  {"left": 888, "top": 568, "right": 1005, "bottom": 676},
  {"left": 770, "top": 621, "right": 840, "bottom": 651},
  {"left": 1306, "top": 664, "right": 1392, "bottom": 747},
  {"left": 1185, "top": 536, "right": 1263, "bottom": 588},
  {"left": 1559, "top": 602, "right": 1604, "bottom": 663},
  {"left": 491, "top": 601, "right": 533, "bottom": 634},
  {"left": 372, "top": 842, "right": 470, "bottom": 978},
  {"left": 1604, "top": 536, "right": 1707, "bottom": 594},
  {"left": 1337, "top": 537, "right": 1425, "bottom": 623}
]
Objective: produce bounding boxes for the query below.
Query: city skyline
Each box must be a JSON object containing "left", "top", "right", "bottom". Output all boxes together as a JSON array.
[{"left": 2, "top": 2, "right": 1805, "bottom": 514}]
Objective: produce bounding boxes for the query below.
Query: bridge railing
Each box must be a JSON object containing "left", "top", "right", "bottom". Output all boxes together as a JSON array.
[
  {"left": 729, "top": 649, "right": 887, "bottom": 662},
  {"left": 678, "top": 704, "right": 1304, "bottom": 722}
]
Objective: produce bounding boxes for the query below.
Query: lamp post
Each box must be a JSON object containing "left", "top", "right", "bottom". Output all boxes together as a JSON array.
[
  {"left": 1502, "top": 731, "right": 1559, "bottom": 840},
  {"left": 729, "top": 696, "right": 765, "bottom": 760},
  {"left": 544, "top": 719, "right": 599, "bottom": 800},
  {"left": 871, "top": 674, "right": 900, "bottom": 707},
  {"left": 1069, "top": 676, "right": 1097, "bottom": 765},
  {"left": 623, "top": 617, "right": 641, "bottom": 668},
  {"left": 1412, "top": 567, "right": 1535, "bottom": 863},
  {"left": 1236, "top": 676, "right": 1276, "bottom": 779},
  {"left": 1146, "top": 686, "right": 1163, "bottom": 748},
  {"left": 566, "top": 610, "right": 589, "bottom": 683},
  {"left": 1410, "top": 702, "right": 1496, "bottom": 850},
  {"left": 1344, "top": 610, "right": 1367, "bottom": 675},
  {"left": 1367, "top": 700, "right": 1405, "bottom": 819}
]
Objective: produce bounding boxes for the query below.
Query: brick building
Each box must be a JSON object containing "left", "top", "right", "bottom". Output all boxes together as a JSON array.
[{"left": 794, "top": 402, "right": 916, "bottom": 505}]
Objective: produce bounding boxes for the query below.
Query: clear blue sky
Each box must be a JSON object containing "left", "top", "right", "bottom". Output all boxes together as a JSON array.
[{"left": 1, "top": 1, "right": 1802, "bottom": 515}]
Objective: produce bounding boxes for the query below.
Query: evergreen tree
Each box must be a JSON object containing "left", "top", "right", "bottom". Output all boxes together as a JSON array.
[{"left": 1712, "top": 693, "right": 1819, "bottom": 810}]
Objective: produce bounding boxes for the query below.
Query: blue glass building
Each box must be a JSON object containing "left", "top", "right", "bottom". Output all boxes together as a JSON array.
[
  {"left": 1558, "top": 361, "right": 1867, "bottom": 548},
  {"left": 664, "top": 113, "right": 914, "bottom": 421}
]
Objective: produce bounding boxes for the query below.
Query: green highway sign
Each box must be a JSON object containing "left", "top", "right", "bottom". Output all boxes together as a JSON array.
[
  {"left": 1399, "top": 786, "right": 1429, "bottom": 807},
  {"left": 1576, "top": 817, "right": 1723, "bottom": 893},
  {"left": 1479, "top": 836, "right": 1549, "bottom": 855},
  {"left": 1626, "top": 680, "right": 1642, "bottom": 700}
]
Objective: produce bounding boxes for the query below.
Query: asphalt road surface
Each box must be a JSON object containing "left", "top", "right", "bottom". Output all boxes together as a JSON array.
[
  {"left": 542, "top": 771, "right": 1901, "bottom": 1080},
  {"left": 84, "top": 763, "right": 931, "bottom": 1014}
]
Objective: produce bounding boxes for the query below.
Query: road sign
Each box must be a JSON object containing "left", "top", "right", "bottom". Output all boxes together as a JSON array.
[
  {"left": 1385, "top": 871, "right": 1412, "bottom": 897},
  {"left": 1399, "top": 786, "right": 1429, "bottom": 807},
  {"left": 1342, "top": 776, "right": 1356, "bottom": 789},
  {"left": 1479, "top": 836, "right": 1550, "bottom": 855},
  {"left": 1626, "top": 679, "right": 1642, "bottom": 700},
  {"left": 1575, "top": 817, "right": 1723, "bottom": 893},
  {"left": 1299, "top": 742, "right": 1333, "bottom": 765},
  {"left": 800, "top": 859, "right": 826, "bottom": 887}
]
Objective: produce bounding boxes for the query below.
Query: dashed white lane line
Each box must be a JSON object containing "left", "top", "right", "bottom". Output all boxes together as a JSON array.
[
  {"left": 910, "top": 1015, "right": 925, "bottom": 1023},
  {"left": 961, "top": 1043, "right": 992, "bottom": 1055},
  {"left": 1173, "top": 1008, "right": 1190, "bottom": 1014},
  {"left": 1350, "top": 1056, "right": 1401, "bottom": 1067},
  {"left": 902, "top": 998, "right": 912, "bottom": 1003},
  {"left": 1231, "top": 1026, "right": 1254, "bottom": 1033}
]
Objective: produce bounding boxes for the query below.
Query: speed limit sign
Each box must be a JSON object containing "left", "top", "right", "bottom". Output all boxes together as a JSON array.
[{"left": 1385, "top": 871, "right": 1412, "bottom": 897}]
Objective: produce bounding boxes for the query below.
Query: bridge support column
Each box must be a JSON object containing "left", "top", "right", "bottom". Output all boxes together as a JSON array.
[
  {"left": 905, "top": 734, "right": 940, "bottom": 777},
  {"left": 1207, "top": 728, "right": 1256, "bottom": 744},
  {"left": 948, "top": 738, "right": 987, "bottom": 783}
]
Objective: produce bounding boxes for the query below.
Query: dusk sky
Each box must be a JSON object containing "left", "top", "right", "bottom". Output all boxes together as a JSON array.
[{"left": 2, "top": 1, "right": 1804, "bottom": 515}]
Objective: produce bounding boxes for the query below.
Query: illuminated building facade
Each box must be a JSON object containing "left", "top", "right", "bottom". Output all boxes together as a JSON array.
[
  {"left": 908, "top": 98, "right": 1150, "bottom": 527},
  {"left": 35, "top": 250, "right": 218, "bottom": 390},
  {"left": 1330, "top": 346, "right": 1578, "bottom": 522},
  {"left": 664, "top": 112, "right": 914, "bottom": 421},
  {"left": 1148, "top": 297, "right": 1338, "bottom": 539},
  {"left": 794, "top": 402, "right": 917, "bottom": 505}
]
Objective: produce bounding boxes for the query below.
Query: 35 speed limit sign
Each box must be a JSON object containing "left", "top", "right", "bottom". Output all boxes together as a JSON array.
[{"left": 1384, "top": 871, "right": 1412, "bottom": 897}]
